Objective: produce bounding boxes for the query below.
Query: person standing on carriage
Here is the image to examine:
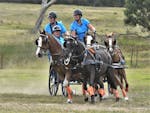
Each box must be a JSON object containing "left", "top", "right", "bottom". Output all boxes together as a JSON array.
[
  {"left": 70, "top": 9, "right": 96, "bottom": 43},
  {"left": 44, "top": 11, "right": 68, "bottom": 62}
]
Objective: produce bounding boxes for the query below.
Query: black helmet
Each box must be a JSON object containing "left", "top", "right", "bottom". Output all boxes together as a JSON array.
[
  {"left": 73, "top": 9, "right": 82, "bottom": 16},
  {"left": 48, "top": 12, "right": 57, "bottom": 18},
  {"left": 52, "top": 25, "right": 61, "bottom": 32}
]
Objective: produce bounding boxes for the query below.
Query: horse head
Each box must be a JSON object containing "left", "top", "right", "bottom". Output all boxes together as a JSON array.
[
  {"left": 104, "top": 32, "right": 125, "bottom": 64},
  {"left": 63, "top": 37, "right": 86, "bottom": 65},
  {"left": 35, "top": 30, "right": 49, "bottom": 57},
  {"left": 84, "top": 32, "right": 96, "bottom": 46},
  {"left": 35, "top": 29, "right": 63, "bottom": 58},
  {"left": 104, "top": 32, "right": 116, "bottom": 53}
]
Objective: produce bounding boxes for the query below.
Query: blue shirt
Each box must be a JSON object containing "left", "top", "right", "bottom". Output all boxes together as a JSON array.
[
  {"left": 56, "top": 37, "right": 65, "bottom": 45},
  {"left": 70, "top": 18, "right": 90, "bottom": 42},
  {"left": 44, "top": 21, "right": 67, "bottom": 36},
  {"left": 53, "top": 35, "right": 65, "bottom": 46}
]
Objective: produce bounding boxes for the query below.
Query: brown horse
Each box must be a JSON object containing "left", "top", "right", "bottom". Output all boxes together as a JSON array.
[
  {"left": 104, "top": 32, "right": 129, "bottom": 100},
  {"left": 35, "top": 30, "right": 82, "bottom": 103}
]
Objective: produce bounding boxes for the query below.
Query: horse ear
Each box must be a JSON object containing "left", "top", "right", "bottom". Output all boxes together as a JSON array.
[
  {"left": 63, "top": 41, "right": 66, "bottom": 48},
  {"left": 43, "top": 29, "right": 46, "bottom": 34}
]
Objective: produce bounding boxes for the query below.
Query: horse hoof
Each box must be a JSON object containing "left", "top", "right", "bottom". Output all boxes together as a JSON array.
[
  {"left": 67, "top": 99, "right": 72, "bottom": 104},
  {"left": 84, "top": 97, "right": 88, "bottom": 102},
  {"left": 116, "top": 97, "right": 119, "bottom": 102},
  {"left": 124, "top": 97, "right": 129, "bottom": 101}
]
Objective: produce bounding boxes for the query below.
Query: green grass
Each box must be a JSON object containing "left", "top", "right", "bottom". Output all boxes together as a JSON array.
[
  {"left": 0, "top": 3, "right": 149, "bottom": 112},
  {"left": 0, "top": 68, "right": 149, "bottom": 113}
]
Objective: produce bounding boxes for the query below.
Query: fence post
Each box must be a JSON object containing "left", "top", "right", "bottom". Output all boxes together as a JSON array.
[
  {"left": 135, "top": 47, "right": 138, "bottom": 68},
  {"left": 130, "top": 47, "right": 133, "bottom": 67},
  {"left": 0, "top": 54, "right": 3, "bottom": 69}
]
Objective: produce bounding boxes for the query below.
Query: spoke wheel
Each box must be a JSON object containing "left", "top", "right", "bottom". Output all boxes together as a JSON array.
[
  {"left": 61, "top": 83, "right": 68, "bottom": 97},
  {"left": 48, "top": 66, "right": 59, "bottom": 96}
]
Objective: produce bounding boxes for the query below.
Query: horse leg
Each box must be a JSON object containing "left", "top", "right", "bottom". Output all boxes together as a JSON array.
[
  {"left": 97, "top": 76, "right": 105, "bottom": 101},
  {"left": 121, "top": 69, "right": 129, "bottom": 92},
  {"left": 63, "top": 70, "right": 72, "bottom": 103},
  {"left": 87, "top": 66, "right": 95, "bottom": 103},
  {"left": 82, "top": 81, "right": 89, "bottom": 102},
  {"left": 107, "top": 68, "right": 120, "bottom": 102},
  {"left": 114, "top": 70, "right": 128, "bottom": 100}
]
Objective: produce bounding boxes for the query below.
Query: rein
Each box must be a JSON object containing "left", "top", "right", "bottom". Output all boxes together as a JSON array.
[{"left": 71, "top": 49, "right": 86, "bottom": 61}]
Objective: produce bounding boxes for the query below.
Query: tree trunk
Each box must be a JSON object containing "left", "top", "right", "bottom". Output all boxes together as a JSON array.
[{"left": 33, "top": 0, "right": 56, "bottom": 33}]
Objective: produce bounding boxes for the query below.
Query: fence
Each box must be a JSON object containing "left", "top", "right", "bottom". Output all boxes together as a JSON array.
[{"left": 97, "top": 33, "right": 149, "bottom": 68}]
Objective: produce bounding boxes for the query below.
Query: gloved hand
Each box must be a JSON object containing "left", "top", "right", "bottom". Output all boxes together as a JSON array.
[{"left": 120, "top": 59, "right": 126, "bottom": 65}]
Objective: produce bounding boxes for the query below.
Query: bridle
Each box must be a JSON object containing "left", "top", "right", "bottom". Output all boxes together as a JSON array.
[
  {"left": 64, "top": 38, "right": 86, "bottom": 66},
  {"left": 38, "top": 33, "right": 64, "bottom": 55}
]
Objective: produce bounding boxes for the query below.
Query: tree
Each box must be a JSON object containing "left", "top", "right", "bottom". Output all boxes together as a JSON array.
[
  {"left": 124, "top": 0, "right": 150, "bottom": 31},
  {"left": 33, "top": 0, "right": 56, "bottom": 33}
]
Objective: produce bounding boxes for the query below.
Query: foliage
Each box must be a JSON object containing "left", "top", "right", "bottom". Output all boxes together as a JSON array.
[{"left": 124, "top": 0, "right": 150, "bottom": 31}]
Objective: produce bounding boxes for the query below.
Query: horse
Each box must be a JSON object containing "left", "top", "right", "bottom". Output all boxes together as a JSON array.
[
  {"left": 63, "top": 37, "right": 120, "bottom": 102},
  {"left": 104, "top": 32, "right": 129, "bottom": 100},
  {"left": 35, "top": 30, "right": 82, "bottom": 103}
]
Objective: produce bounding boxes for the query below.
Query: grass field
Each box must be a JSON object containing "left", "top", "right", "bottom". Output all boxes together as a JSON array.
[
  {"left": 0, "top": 3, "right": 150, "bottom": 113},
  {"left": 0, "top": 68, "right": 150, "bottom": 113}
]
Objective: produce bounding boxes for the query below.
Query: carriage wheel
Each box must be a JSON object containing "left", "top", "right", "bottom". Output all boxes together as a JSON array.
[
  {"left": 61, "top": 83, "right": 68, "bottom": 97},
  {"left": 48, "top": 66, "right": 59, "bottom": 96}
]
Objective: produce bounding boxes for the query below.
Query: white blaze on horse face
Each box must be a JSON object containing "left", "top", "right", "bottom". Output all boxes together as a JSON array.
[
  {"left": 36, "top": 37, "right": 42, "bottom": 56},
  {"left": 108, "top": 38, "right": 113, "bottom": 52},
  {"left": 86, "top": 35, "right": 93, "bottom": 46}
]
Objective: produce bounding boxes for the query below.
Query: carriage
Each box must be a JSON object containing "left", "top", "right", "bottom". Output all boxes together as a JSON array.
[{"left": 35, "top": 31, "right": 129, "bottom": 103}]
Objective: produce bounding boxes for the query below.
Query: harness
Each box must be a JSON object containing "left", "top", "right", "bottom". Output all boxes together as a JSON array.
[{"left": 110, "top": 47, "right": 126, "bottom": 69}]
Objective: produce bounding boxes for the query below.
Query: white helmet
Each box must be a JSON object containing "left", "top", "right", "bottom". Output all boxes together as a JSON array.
[{"left": 52, "top": 25, "right": 61, "bottom": 32}]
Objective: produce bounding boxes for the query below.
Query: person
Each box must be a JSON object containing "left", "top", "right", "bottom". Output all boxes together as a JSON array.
[
  {"left": 70, "top": 9, "right": 96, "bottom": 43},
  {"left": 52, "top": 25, "right": 65, "bottom": 46},
  {"left": 44, "top": 11, "right": 69, "bottom": 37},
  {"left": 44, "top": 12, "right": 68, "bottom": 62}
]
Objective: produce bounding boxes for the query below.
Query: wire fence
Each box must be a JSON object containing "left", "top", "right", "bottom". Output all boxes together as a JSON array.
[{"left": 96, "top": 33, "right": 150, "bottom": 68}]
